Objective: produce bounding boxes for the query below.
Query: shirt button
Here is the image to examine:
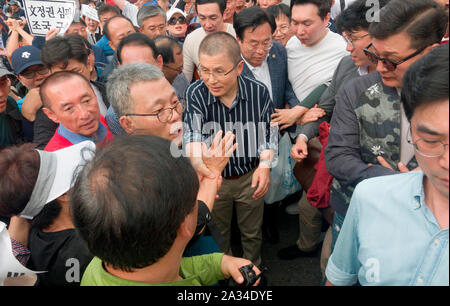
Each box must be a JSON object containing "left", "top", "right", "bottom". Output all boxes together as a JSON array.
[
  {"left": 434, "top": 239, "right": 440, "bottom": 246},
  {"left": 417, "top": 277, "right": 424, "bottom": 285}
]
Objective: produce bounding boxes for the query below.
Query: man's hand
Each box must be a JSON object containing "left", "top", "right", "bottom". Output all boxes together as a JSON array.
[
  {"left": 186, "top": 131, "right": 237, "bottom": 179},
  {"left": 202, "top": 130, "right": 237, "bottom": 176},
  {"left": 376, "top": 156, "right": 421, "bottom": 172},
  {"left": 251, "top": 166, "right": 270, "bottom": 200},
  {"left": 296, "top": 105, "right": 326, "bottom": 125},
  {"left": 291, "top": 135, "right": 308, "bottom": 163},
  {"left": 220, "top": 254, "right": 261, "bottom": 286},
  {"left": 21, "top": 88, "right": 43, "bottom": 122},
  {"left": 271, "top": 105, "right": 308, "bottom": 130},
  {"left": 45, "top": 28, "right": 60, "bottom": 41}
]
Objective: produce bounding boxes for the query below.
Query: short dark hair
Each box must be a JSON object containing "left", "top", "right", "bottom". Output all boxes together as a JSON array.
[
  {"left": 199, "top": 31, "right": 242, "bottom": 65},
  {"left": 41, "top": 35, "right": 92, "bottom": 69},
  {"left": 103, "top": 15, "right": 134, "bottom": 41},
  {"left": 234, "top": 6, "right": 276, "bottom": 40},
  {"left": 401, "top": 43, "right": 449, "bottom": 122},
  {"left": 290, "top": 0, "right": 332, "bottom": 20},
  {"left": 335, "top": 0, "right": 390, "bottom": 34},
  {"left": 0, "top": 143, "right": 40, "bottom": 217},
  {"left": 70, "top": 135, "right": 199, "bottom": 272},
  {"left": 266, "top": 3, "right": 291, "bottom": 21},
  {"left": 97, "top": 3, "right": 121, "bottom": 18},
  {"left": 154, "top": 36, "right": 181, "bottom": 64},
  {"left": 39, "top": 71, "right": 92, "bottom": 109},
  {"left": 369, "top": 0, "right": 448, "bottom": 50},
  {"left": 117, "top": 32, "right": 159, "bottom": 64},
  {"left": 32, "top": 200, "right": 61, "bottom": 231},
  {"left": 196, "top": 0, "right": 227, "bottom": 16}
]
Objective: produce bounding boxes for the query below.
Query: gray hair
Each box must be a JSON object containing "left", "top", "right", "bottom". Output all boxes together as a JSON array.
[
  {"left": 106, "top": 63, "right": 165, "bottom": 117},
  {"left": 199, "top": 31, "right": 242, "bottom": 65},
  {"left": 137, "top": 5, "right": 167, "bottom": 27}
]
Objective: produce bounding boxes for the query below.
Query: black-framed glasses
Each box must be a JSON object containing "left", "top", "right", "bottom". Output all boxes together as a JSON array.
[
  {"left": 342, "top": 33, "right": 369, "bottom": 48},
  {"left": 363, "top": 43, "right": 428, "bottom": 72},
  {"left": 20, "top": 66, "right": 49, "bottom": 79},
  {"left": 199, "top": 61, "right": 240, "bottom": 80},
  {"left": 125, "top": 100, "right": 185, "bottom": 123},
  {"left": 407, "top": 128, "right": 449, "bottom": 158},
  {"left": 168, "top": 16, "right": 187, "bottom": 26}
]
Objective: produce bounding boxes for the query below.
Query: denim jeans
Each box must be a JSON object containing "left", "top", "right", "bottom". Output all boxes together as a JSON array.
[{"left": 331, "top": 211, "right": 345, "bottom": 253}]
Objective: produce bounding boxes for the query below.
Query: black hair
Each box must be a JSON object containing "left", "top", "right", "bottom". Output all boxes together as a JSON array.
[
  {"left": 41, "top": 34, "right": 92, "bottom": 69},
  {"left": 154, "top": 35, "right": 182, "bottom": 64},
  {"left": 31, "top": 199, "right": 61, "bottom": 230},
  {"left": 234, "top": 6, "right": 276, "bottom": 40},
  {"left": 116, "top": 32, "right": 159, "bottom": 64},
  {"left": 290, "top": 0, "right": 332, "bottom": 20},
  {"left": 401, "top": 43, "right": 449, "bottom": 121},
  {"left": 335, "top": 0, "right": 390, "bottom": 34},
  {"left": 96, "top": 3, "right": 121, "bottom": 18},
  {"left": 71, "top": 135, "right": 199, "bottom": 272},
  {"left": 196, "top": 0, "right": 227, "bottom": 15},
  {"left": 266, "top": 3, "right": 291, "bottom": 20},
  {"left": 369, "top": 0, "right": 448, "bottom": 50},
  {"left": 103, "top": 15, "right": 134, "bottom": 41}
]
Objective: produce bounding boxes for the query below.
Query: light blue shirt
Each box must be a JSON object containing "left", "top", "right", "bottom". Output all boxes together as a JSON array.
[
  {"left": 58, "top": 122, "right": 107, "bottom": 145},
  {"left": 326, "top": 171, "right": 449, "bottom": 286}
]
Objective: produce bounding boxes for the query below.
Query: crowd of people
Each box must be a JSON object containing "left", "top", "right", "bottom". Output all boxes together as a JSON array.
[{"left": 0, "top": 0, "right": 448, "bottom": 287}]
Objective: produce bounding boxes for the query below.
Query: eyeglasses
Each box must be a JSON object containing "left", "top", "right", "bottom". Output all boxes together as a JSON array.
[
  {"left": 342, "top": 33, "right": 369, "bottom": 48},
  {"left": 363, "top": 43, "right": 428, "bottom": 72},
  {"left": 407, "top": 128, "right": 449, "bottom": 158},
  {"left": 199, "top": 62, "right": 240, "bottom": 80},
  {"left": 275, "top": 25, "right": 290, "bottom": 35},
  {"left": 168, "top": 16, "right": 187, "bottom": 26},
  {"left": 20, "top": 66, "right": 49, "bottom": 79},
  {"left": 245, "top": 40, "right": 273, "bottom": 52},
  {"left": 125, "top": 100, "right": 184, "bottom": 123}
]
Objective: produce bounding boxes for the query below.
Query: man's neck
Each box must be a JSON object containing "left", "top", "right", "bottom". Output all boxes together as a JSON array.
[
  {"left": 424, "top": 177, "right": 449, "bottom": 229},
  {"left": 219, "top": 81, "right": 239, "bottom": 108},
  {"left": 305, "top": 28, "right": 329, "bottom": 48},
  {"left": 104, "top": 248, "right": 184, "bottom": 284}
]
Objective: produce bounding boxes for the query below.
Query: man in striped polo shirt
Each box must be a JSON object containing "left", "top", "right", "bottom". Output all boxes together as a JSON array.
[{"left": 183, "top": 31, "right": 278, "bottom": 266}]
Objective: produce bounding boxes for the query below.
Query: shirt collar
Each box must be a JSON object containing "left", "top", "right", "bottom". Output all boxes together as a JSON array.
[
  {"left": 243, "top": 56, "right": 268, "bottom": 71},
  {"left": 58, "top": 120, "right": 107, "bottom": 145},
  {"left": 358, "top": 65, "right": 369, "bottom": 76},
  {"left": 411, "top": 171, "right": 426, "bottom": 211}
]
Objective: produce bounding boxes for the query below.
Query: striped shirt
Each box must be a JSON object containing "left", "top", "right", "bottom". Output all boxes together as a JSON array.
[{"left": 183, "top": 75, "right": 278, "bottom": 178}]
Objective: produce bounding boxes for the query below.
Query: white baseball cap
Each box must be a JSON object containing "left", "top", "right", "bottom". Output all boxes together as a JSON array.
[{"left": 166, "top": 8, "right": 187, "bottom": 21}]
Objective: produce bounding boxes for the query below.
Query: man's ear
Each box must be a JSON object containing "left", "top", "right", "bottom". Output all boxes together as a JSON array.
[
  {"left": 236, "top": 60, "right": 244, "bottom": 76},
  {"left": 119, "top": 115, "right": 135, "bottom": 134},
  {"left": 156, "top": 54, "right": 164, "bottom": 70},
  {"left": 42, "top": 107, "right": 60, "bottom": 124}
]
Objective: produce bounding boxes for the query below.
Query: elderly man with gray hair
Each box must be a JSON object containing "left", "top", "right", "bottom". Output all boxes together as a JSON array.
[
  {"left": 107, "top": 62, "right": 182, "bottom": 143},
  {"left": 114, "top": 0, "right": 168, "bottom": 39}
]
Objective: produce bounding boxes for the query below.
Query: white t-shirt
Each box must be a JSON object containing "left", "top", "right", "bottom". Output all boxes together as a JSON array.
[
  {"left": 123, "top": 1, "right": 139, "bottom": 27},
  {"left": 286, "top": 30, "right": 348, "bottom": 102},
  {"left": 182, "top": 24, "right": 236, "bottom": 82}
]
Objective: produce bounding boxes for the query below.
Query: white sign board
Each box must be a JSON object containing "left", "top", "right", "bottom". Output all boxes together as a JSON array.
[
  {"left": 0, "top": 222, "right": 43, "bottom": 286},
  {"left": 80, "top": 4, "right": 99, "bottom": 22},
  {"left": 23, "top": 0, "right": 76, "bottom": 37}
]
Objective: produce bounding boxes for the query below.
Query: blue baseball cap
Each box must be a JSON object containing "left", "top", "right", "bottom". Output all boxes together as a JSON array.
[
  {"left": 143, "top": 0, "right": 159, "bottom": 7},
  {"left": 11, "top": 46, "right": 43, "bottom": 75}
]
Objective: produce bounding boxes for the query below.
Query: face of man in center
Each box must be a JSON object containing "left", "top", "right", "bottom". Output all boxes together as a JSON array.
[
  {"left": 122, "top": 78, "right": 183, "bottom": 145},
  {"left": 199, "top": 51, "right": 244, "bottom": 100}
]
